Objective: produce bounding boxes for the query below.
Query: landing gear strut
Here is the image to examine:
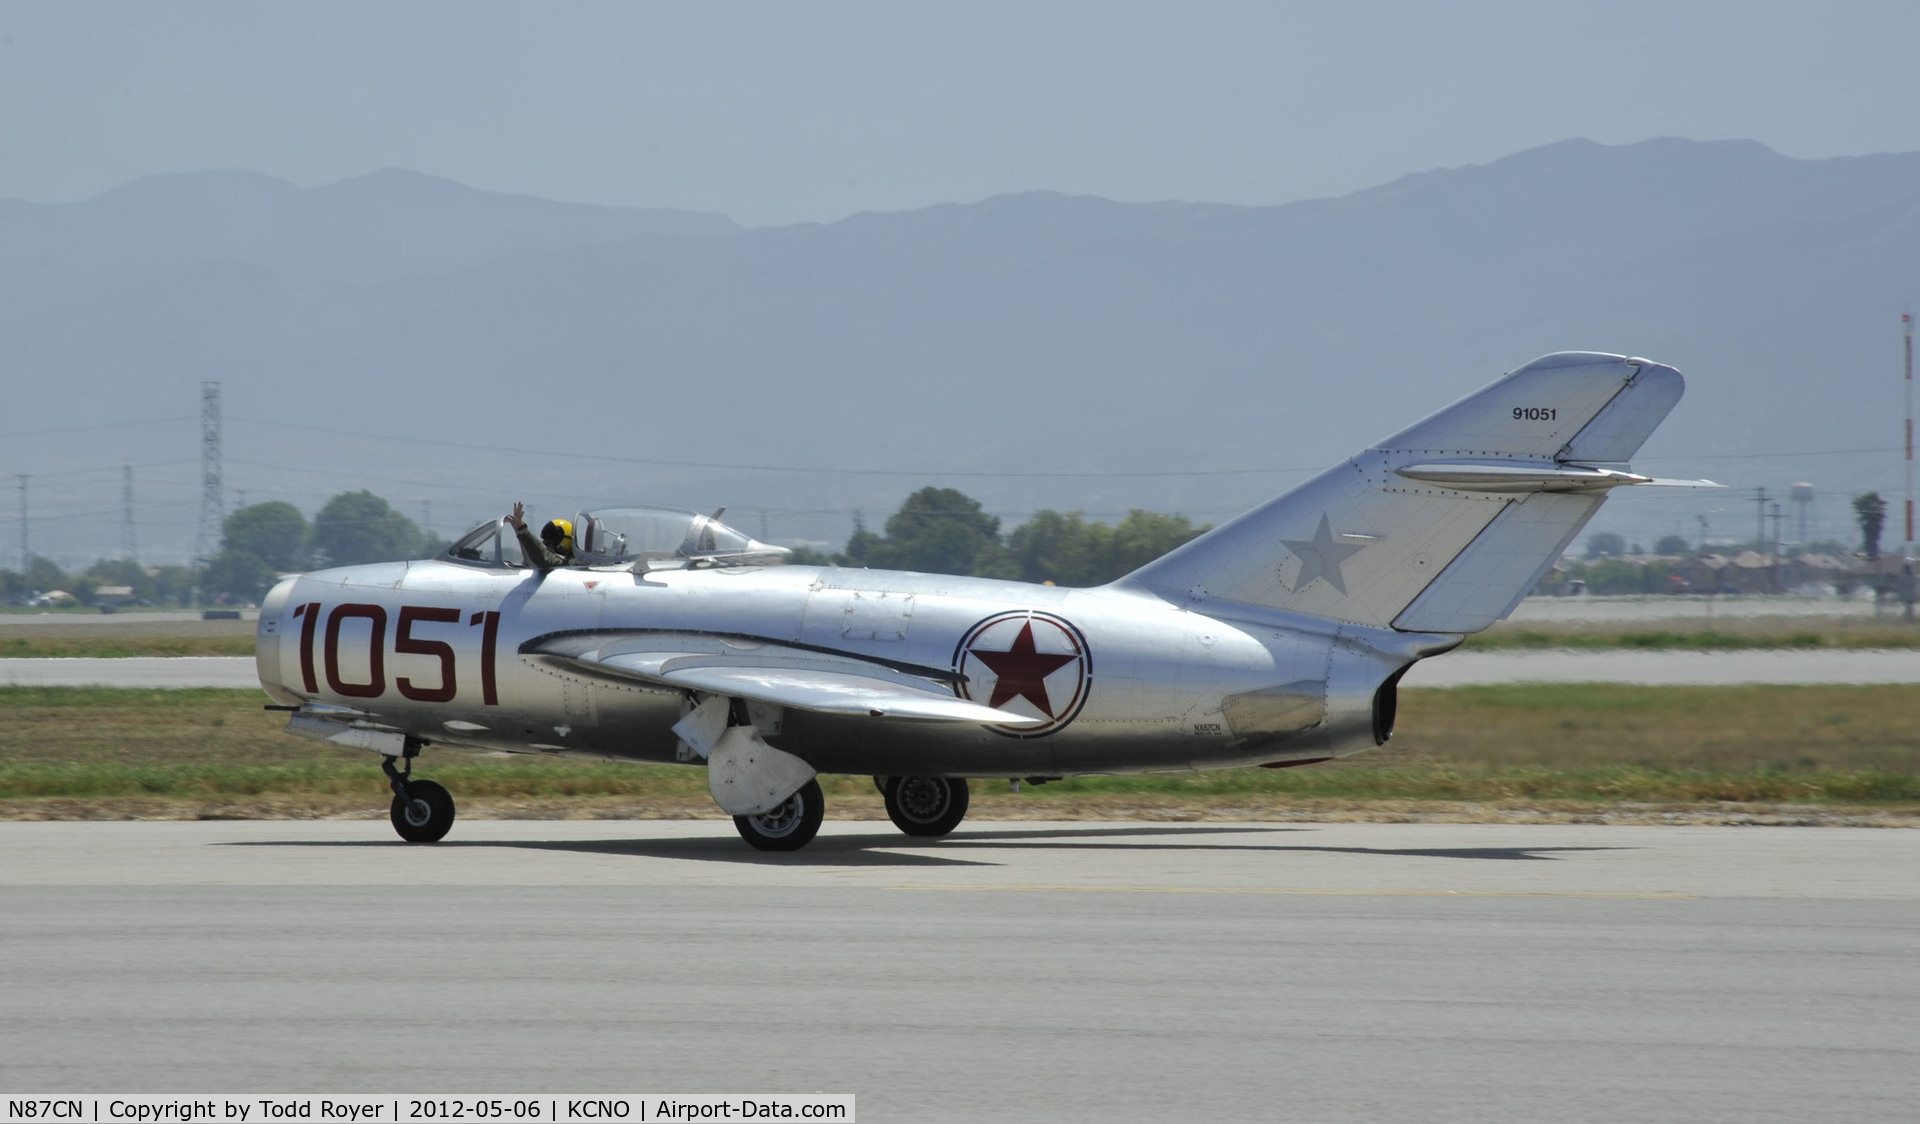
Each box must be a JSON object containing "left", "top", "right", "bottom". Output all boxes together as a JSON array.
[
  {"left": 383, "top": 753, "right": 455, "bottom": 843},
  {"left": 882, "top": 776, "right": 970, "bottom": 837}
]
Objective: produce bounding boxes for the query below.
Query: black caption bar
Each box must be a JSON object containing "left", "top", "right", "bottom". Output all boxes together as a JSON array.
[{"left": 0, "top": 1097, "right": 854, "bottom": 1124}]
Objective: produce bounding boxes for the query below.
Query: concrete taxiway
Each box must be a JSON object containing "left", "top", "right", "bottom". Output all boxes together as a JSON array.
[
  {"left": 0, "top": 610, "right": 258, "bottom": 627},
  {"left": 2, "top": 820, "right": 1915, "bottom": 1122},
  {"left": 1400, "top": 647, "right": 1920, "bottom": 686},
  {"left": 0, "top": 656, "right": 262, "bottom": 688}
]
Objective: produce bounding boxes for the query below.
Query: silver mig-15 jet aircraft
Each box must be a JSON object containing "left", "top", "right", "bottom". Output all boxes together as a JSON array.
[{"left": 256, "top": 352, "right": 1709, "bottom": 850}]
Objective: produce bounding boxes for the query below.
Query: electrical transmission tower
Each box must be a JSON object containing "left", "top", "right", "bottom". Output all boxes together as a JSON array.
[
  {"left": 194, "top": 381, "right": 223, "bottom": 565},
  {"left": 1905, "top": 311, "right": 1914, "bottom": 551},
  {"left": 122, "top": 463, "right": 137, "bottom": 562}
]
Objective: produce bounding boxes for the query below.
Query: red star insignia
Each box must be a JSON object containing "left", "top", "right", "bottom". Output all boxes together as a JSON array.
[{"left": 971, "top": 621, "right": 1078, "bottom": 716}]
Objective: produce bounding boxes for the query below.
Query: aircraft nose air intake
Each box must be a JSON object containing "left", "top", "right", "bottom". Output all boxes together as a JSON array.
[{"left": 256, "top": 574, "right": 302, "bottom": 706}]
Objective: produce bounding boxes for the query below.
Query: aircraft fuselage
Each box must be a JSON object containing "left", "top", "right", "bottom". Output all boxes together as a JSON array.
[{"left": 258, "top": 559, "right": 1444, "bottom": 778}]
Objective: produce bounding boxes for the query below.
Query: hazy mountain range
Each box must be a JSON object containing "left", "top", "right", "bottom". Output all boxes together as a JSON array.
[{"left": 6, "top": 138, "right": 1917, "bottom": 565}]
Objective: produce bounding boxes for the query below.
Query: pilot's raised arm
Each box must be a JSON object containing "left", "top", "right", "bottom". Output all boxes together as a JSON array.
[{"left": 506, "top": 501, "right": 574, "bottom": 572}]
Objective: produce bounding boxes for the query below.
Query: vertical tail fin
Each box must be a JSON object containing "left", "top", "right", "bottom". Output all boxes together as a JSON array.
[{"left": 1118, "top": 352, "right": 1686, "bottom": 633}]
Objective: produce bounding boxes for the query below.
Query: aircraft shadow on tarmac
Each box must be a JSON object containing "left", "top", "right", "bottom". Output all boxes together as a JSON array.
[
  {"left": 222, "top": 824, "right": 1622, "bottom": 867},
  {"left": 223, "top": 835, "right": 994, "bottom": 868}
]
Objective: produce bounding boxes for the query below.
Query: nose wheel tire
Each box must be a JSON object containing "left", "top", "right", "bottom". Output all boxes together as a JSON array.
[
  {"left": 389, "top": 778, "right": 456, "bottom": 843},
  {"left": 734, "top": 778, "right": 825, "bottom": 852},
  {"left": 883, "top": 775, "right": 970, "bottom": 837}
]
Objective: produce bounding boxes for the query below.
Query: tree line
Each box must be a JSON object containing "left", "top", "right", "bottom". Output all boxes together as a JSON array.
[
  {"left": 2, "top": 490, "right": 436, "bottom": 607},
  {"left": 792, "top": 487, "right": 1209, "bottom": 586},
  {"left": 202, "top": 490, "right": 439, "bottom": 602},
  {"left": 4, "top": 485, "right": 1208, "bottom": 608},
  {"left": 1581, "top": 491, "right": 1900, "bottom": 563},
  {"left": 13, "top": 483, "right": 1907, "bottom": 609}
]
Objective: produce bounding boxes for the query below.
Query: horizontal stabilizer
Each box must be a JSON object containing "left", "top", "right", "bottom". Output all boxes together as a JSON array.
[
  {"left": 1630, "top": 477, "right": 1725, "bottom": 488},
  {"left": 1392, "top": 463, "right": 1723, "bottom": 492},
  {"left": 527, "top": 631, "right": 1044, "bottom": 726}
]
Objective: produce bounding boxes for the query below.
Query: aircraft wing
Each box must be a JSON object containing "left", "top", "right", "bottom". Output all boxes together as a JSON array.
[{"left": 527, "top": 632, "right": 1044, "bottom": 726}]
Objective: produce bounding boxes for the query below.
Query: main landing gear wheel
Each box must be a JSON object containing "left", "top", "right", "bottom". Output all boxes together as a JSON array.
[
  {"left": 734, "top": 778, "right": 825, "bottom": 852},
  {"left": 884, "top": 775, "right": 970, "bottom": 838}
]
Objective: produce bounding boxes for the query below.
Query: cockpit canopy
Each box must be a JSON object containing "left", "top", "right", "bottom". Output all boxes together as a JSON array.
[
  {"left": 445, "top": 506, "right": 791, "bottom": 570},
  {"left": 573, "top": 506, "right": 791, "bottom": 567}
]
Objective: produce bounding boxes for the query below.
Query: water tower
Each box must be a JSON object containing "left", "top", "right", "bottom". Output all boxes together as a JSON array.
[{"left": 1790, "top": 482, "right": 1815, "bottom": 550}]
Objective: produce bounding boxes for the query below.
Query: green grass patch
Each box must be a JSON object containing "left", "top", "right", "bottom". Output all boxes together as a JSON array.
[
  {"left": 1030, "top": 766, "right": 1920, "bottom": 804},
  {"left": 0, "top": 634, "right": 256, "bottom": 658},
  {"left": 1464, "top": 619, "right": 1920, "bottom": 651},
  {"left": 1, "top": 684, "right": 1916, "bottom": 808},
  {"left": 1383, "top": 683, "right": 1920, "bottom": 774},
  {"left": 0, "top": 617, "right": 257, "bottom": 658},
  {"left": 1466, "top": 629, "right": 1829, "bottom": 650}
]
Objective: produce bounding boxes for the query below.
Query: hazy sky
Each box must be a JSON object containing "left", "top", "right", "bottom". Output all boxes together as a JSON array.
[{"left": 5, "top": 2, "right": 1920, "bottom": 225}]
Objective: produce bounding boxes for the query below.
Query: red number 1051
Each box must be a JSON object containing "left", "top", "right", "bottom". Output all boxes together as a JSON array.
[{"left": 293, "top": 602, "right": 500, "bottom": 705}]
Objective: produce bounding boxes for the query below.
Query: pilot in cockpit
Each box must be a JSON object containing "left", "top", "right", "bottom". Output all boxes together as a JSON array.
[{"left": 505, "top": 501, "right": 575, "bottom": 572}]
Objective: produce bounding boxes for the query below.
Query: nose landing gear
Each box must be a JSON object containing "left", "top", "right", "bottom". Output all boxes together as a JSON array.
[{"left": 383, "top": 753, "right": 456, "bottom": 843}]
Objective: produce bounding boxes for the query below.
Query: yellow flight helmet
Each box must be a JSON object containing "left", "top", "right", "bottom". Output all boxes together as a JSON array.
[{"left": 540, "top": 518, "right": 575, "bottom": 555}]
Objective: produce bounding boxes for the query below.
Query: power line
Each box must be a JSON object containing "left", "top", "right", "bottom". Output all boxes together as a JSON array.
[
  {"left": 15, "top": 500, "right": 199, "bottom": 525},
  {"left": 233, "top": 416, "right": 1324, "bottom": 479},
  {"left": 0, "top": 415, "right": 197, "bottom": 441},
  {"left": 18, "top": 411, "right": 1901, "bottom": 496},
  {"left": 0, "top": 459, "right": 198, "bottom": 482},
  {"left": 238, "top": 414, "right": 1915, "bottom": 478},
  {"left": 224, "top": 457, "right": 583, "bottom": 501}
]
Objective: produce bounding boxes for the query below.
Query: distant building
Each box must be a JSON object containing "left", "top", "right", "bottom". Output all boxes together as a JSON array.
[
  {"left": 1537, "top": 549, "right": 1890, "bottom": 597},
  {"left": 94, "top": 585, "right": 140, "bottom": 609}
]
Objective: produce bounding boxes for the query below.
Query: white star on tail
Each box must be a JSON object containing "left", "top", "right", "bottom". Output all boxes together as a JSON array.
[{"left": 1280, "top": 514, "right": 1367, "bottom": 595}]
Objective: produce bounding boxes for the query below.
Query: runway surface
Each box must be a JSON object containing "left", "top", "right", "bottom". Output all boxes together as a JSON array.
[
  {"left": 1508, "top": 594, "right": 1879, "bottom": 623},
  {"left": 3, "top": 820, "right": 1915, "bottom": 1122},
  {"left": 10, "top": 649, "right": 1920, "bottom": 689},
  {"left": 1399, "top": 647, "right": 1920, "bottom": 686},
  {"left": 0, "top": 610, "right": 258, "bottom": 626}
]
